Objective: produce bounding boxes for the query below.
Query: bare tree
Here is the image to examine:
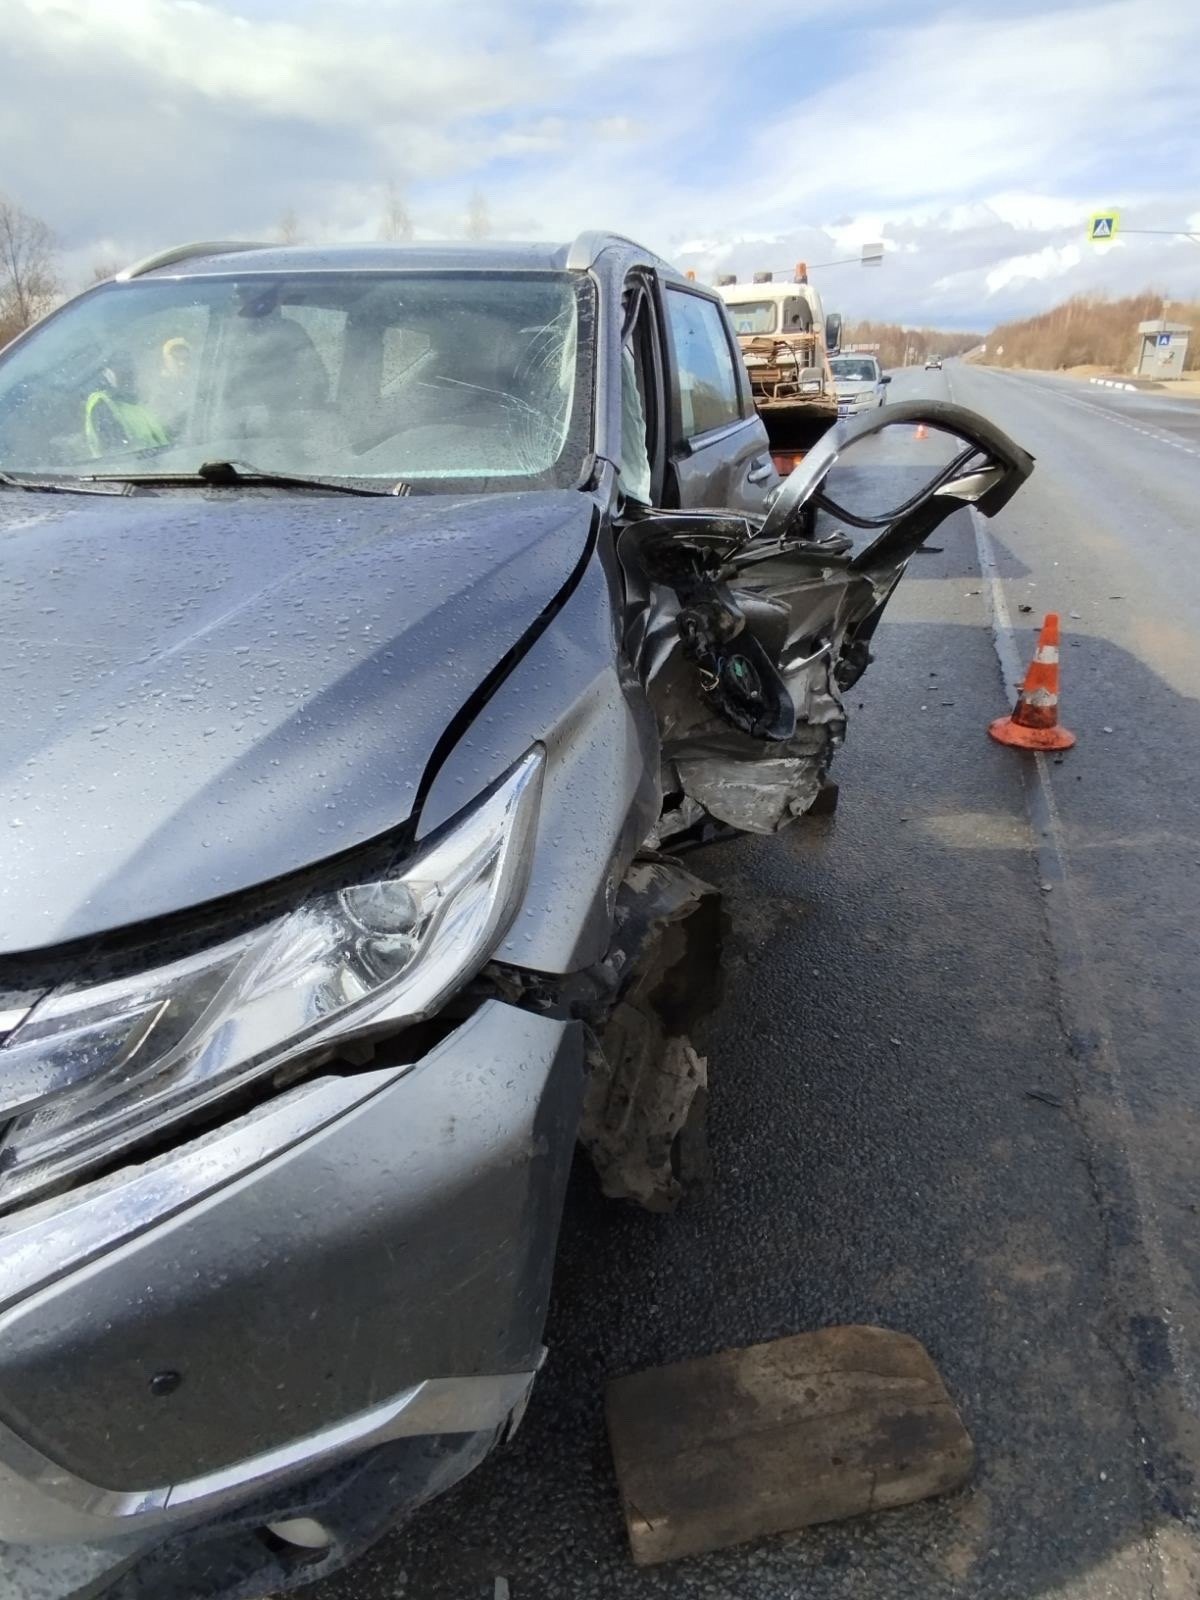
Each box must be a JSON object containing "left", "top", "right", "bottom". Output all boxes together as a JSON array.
[
  {"left": 465, "top": 187, "right": 491, "bottom": 240},
  {"left": 91, "top": 260, "right": 120, "bottom": 284},
  {"left": 0, "top": 194, "right": 59, "bottom": 338},
  {"left": 379, "top": 181, "right": 414, "bottom": 243},
  {"left": 277, "top": 208, "right": 303, "bottom": 245}
]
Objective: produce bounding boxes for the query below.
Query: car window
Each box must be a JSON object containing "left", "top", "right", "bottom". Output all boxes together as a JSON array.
[
  {"left": 619, "top": 344, "right": 652, "bottom": 504},
  {"left": 830, "top": 358, "right": 879, "bottom": 382},
  {"left": 665, "top": 289, "right": 742, "bottom": 438},
  {"left": 380, "top": 325, "right": 434, "bottom": 394},
  {"left": 725, "top": 300, "right": 776, "bottom": 336},
  {"left": 279, "top": 303, "right": 345, "bottom": 395},
  {"left": 0, "top": 272, "right": 594, "bottom": 492},
  {"left": 117, "top": 305, "right": 210, "bottom": 425}
]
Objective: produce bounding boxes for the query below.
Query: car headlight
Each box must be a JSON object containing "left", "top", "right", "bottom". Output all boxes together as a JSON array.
[{"left": 0, "top": 748, "right": 545, "bottom": 1207}]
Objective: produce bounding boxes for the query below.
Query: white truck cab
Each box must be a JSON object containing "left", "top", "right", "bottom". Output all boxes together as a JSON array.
[
  {"left": 718, "top": 277, "right": 829, "bottom": 346},
  {"left": 715, "top": 271, "right": 841, "bottom": 470}
]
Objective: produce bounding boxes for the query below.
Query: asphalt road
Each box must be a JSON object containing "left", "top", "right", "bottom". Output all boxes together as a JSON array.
[{"left": 308, "top": 363, "right": 1200, "bottom": 1600}]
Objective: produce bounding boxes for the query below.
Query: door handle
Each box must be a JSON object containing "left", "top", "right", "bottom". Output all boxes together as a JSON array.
[{"left": 747, "top": 457, "right": 774, "bottom": 484}]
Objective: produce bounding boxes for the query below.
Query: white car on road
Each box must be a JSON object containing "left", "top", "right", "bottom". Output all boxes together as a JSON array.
[{"left": 829, "top": 354, "right": 890, "bottom": 416}]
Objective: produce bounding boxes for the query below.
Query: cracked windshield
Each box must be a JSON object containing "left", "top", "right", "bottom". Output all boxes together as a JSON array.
[{"left": 0, "top": 273, "right": 586, "bottom": 487}]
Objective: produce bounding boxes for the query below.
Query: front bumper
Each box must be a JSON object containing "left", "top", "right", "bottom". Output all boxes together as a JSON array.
[{"left": 0, "top": 1000, "right": 583, "bottom": 1568}]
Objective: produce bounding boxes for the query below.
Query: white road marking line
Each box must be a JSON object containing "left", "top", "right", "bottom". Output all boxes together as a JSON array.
[
  {"left": 950, "top": 357, "right": 1200, "bottom": 1459},
  {"left": 972, "top": 508, "right": 1200, "bottom": 1424},
  {"left": 980, "top": 369, "right": 1200, "bottom": 458}
]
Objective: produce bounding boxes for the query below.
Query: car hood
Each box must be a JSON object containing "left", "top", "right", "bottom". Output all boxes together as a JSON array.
[
  {"left": 833, "top": 380, "right": 877, "bottom": 397},
  {"left": 0, "top": 487, "right": 594, "bottom": 955}
]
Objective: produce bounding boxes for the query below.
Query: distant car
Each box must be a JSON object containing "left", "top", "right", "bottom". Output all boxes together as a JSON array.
[
  {"left": 925, "top": 355, "right": 943, "bottom": 370},
  {"left": 829, "top": 353, "right": 890, "bottom": 415}
]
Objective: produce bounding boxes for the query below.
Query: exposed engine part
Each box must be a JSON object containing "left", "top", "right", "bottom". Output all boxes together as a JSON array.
[
  {"left": 666, "top": 650, "right": 846, "bottom": 833},
  {"left": 679, "top": 614, "right": 796, "bottom": 743},
  {"left": 836, "top": 638, "right": 874, "bottom": 690},
  {"left": 621, "top": 509, "right": 855, "bottom": 834},
  {"left": 632, "top": 520, "right": 797, "bottom": 744}
]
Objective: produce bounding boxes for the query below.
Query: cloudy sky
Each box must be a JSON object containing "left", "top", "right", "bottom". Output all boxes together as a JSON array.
[{"left": 2, "top": 0, "right": 1198, "bottom": 328}]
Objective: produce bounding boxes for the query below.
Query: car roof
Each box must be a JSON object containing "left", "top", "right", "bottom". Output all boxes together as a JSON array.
[{"left": 114, "top": 233, "right": 695, "bottom": 289}]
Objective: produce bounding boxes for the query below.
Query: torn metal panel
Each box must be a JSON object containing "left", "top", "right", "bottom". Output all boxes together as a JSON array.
[
  {"left": 543, "top": 857, "right": 723, "bottom": 1211},
  {"left": 582, "top": 1017, "right": 707, "bottom": 1212},
  {"left": 675, "top": 749, "right": 828, "bottom": 835},
  {"left": 621, "top": 510, "right": 861, "bottom": 834},
  {"left": 663, "top": 644, "right": 847, "bottom": 834}
]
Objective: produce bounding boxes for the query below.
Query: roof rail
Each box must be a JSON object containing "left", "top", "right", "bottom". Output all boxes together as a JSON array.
[
  {"left": 115, "top": 241, "right": 268, "bottom": 282},
  {"left": 565, "top": 230, "right": 650, "bottom": 272}
]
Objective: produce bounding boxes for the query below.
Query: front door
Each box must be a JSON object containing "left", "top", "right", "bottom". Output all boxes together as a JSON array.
[{"left": 660, "top": 284, "right": 777, "bottom": 515}]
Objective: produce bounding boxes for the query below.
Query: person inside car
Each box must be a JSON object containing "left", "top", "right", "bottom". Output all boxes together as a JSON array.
[{"left": 83, "top": 355, "right": 169, "bottom": 456}]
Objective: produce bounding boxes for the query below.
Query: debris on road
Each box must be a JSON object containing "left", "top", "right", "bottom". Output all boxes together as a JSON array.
[
  {"left": 1026, "top": 1089, "right": 1065, "bottom": 1109},
  {"left": 606, "top": 1325, "right": 974, "bottom": 1566}
]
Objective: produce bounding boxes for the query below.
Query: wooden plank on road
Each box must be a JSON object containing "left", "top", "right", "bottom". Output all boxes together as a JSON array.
[{"left": 606, "top": 1324, "right": 973, "bottom": 1565}]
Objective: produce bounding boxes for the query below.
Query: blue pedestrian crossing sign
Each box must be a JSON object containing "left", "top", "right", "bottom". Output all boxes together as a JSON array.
[{"left": 1088, "top": 211, "right": 1120, "bottom": 242}]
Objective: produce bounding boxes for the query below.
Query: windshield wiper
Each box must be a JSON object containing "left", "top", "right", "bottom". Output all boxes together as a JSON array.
[
  {"left": 0, "top": 469, "right": 134, "bottom": 497},
  {"left": 89, "top": 461, "right": 410, "bottom": 497}
]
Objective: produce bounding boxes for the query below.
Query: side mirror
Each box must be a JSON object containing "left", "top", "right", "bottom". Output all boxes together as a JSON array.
[
  {"left": 758, "top": 399, "right": 1034, "bottom": 566},
  {"left": 880, "top": 374, "right": 892, "bottom": 385}
]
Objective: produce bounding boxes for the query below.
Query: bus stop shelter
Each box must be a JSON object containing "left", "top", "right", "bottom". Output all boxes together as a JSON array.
[{"left": 1136, "top": 319, "right": 1191, "bottom": 379}]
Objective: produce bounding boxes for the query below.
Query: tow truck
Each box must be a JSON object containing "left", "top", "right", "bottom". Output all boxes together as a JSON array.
[{"left": 717, "top": 264, "right": 843, "bottom": 476}]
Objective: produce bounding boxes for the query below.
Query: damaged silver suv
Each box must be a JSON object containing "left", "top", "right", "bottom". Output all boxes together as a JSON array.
[{"left": 0, "top": 234, "right": 1032, "bottom": 1599}]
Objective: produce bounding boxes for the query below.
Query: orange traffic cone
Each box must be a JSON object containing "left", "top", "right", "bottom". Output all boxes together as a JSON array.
[
  {"left": 988, "top": 613, "right": 1076, "bottom": 750},
  {"left": 914, "top": 423, "right": 929, "bottom": 441}
]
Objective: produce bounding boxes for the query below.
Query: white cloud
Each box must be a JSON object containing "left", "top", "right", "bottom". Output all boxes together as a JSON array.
[
  {"left": 542, "top": 0, "right": 882, "bottom": 73},
  {"left": 821, "top": 217, "right": 892, "bottom": 253},
  {"left": 1, "top": 0, "right": 1198, "bottom": 324},
  {"left": 728, "top": 0, "right": 1195, "bottom": 224},
  {"left": 985, "top": 244, "right": 1083, "bottom": 294},
  {"left": 986, "top": 194, "right": 1094, "bottom": 233},
  {"left": 11, "top": 0, "right": 524, "bottom": 126}
]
